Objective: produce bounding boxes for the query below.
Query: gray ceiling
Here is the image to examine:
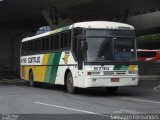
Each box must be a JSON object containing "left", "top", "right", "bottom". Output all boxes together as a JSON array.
[{"left": 0, "top": 0, "right": 160, "bottom": 30}]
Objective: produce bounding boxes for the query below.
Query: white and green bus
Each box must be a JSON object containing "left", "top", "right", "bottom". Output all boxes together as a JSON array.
[{"left": 20, "top": 21, "right": 139, "bottom": 93}]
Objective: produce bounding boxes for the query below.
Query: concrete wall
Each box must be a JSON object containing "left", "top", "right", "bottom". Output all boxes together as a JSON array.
[
  {"left": 128, "top": 11, "right": 160, "bottom": 30},
  {"left": 13, "top": 32, "right": 34, "bottom": 71},
  {"left": 0, "top": 30, "right": 11, "bottom": 71},
  {"left": 0, "top": 28, "right": 33, "bottom": 72}
]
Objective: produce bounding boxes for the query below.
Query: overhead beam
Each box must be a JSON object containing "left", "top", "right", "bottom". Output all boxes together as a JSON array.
[{"left": 41, "top": 7, "right": 74, "bottom": 29}]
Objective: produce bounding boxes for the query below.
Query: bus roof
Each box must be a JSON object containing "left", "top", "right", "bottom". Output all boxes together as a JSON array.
[
  {"left": 22, "top": 21, "right": 134, "bottom": 42},
  {"left": 72, "top": 21, "right": 134, "bottom": 29}
]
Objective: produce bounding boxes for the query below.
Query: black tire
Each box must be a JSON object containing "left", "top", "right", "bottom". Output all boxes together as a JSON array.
[
  {"left": 66, "top": 72, "right": 77, "bottom": 94},
  {"left": 105, "top": 87, "right": 118, "bottom": 94},
  {"left": 29, "top": 71, "right": 34, "bottom": 87}
]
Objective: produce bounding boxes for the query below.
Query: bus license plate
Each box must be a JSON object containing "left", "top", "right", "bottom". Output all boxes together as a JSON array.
[{"left": 111, "top": 78, "right": 120, "bottom": 82}]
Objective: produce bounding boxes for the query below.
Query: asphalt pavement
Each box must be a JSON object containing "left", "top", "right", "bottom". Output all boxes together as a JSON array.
[{"left": 0, "top": 78, "right": 160, "bottom": 120}]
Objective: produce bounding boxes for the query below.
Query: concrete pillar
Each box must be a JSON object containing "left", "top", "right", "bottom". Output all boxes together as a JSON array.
[
  {"left": 41, "top": 8, "right": 74, "bottom": 30},
  {"left": 0, "top": 29, "right": 11, "bottom": 71}
]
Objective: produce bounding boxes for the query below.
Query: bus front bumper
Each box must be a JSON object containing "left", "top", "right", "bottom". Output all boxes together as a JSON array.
[{"left": 84, "top": 76, "right": 139, "bottom": 88}]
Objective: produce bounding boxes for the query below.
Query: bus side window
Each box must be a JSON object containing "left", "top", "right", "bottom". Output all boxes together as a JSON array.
[
  {"left": 32, "top": 41, "right": 35, "bottom": 53},
  {"left": 74, "top": 28, "right": 83, "bottom": 36},
  {"left": 50, "top": 36, "right": 54, "bottom": 50},
  {"left": 42, "top": 38, "right": 45, "bottom": 51},
  {"left": 45, "top": 37, "right": 50, "bottom": 51},
  {"left": 68, "top": 31, "right": 71, "bottom": 48},
  {"left": 28, "top": 41, "right": 33, "bottom": 54},
  {"left": 35, "top": 39, "right": 41, "bottom": 52},
  {"left": 35, "top": 39, "right": 38, "bottom": 52},
  {"left": 60, "top": 33, "right": 64, "bottom": 49},
  {"left": 64, "top": 32, "right": 69, "bottom": 48},
  {"left": 22, "top": 42, "right": 27, "bottom": 55},
  {"left": 54, "top": 35, "right": 59, "bottom": 49}
]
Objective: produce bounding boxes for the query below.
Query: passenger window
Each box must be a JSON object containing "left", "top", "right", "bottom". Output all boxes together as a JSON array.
[
  {"left": 64, "top": 32, "right": 69, "bottom": 48},
  {"left": 22, "top": 42, "right": 27, "bottom": 55},
  {"left": 35, "top": 39, "right": 38, "bottom": 52},
  {"left": 73, "top": 28, "right": 83, "bottom": 37},
  {"left": 37, "top": 39, "right": 42, "bottom": 51},
  {"left": 46, "top": 37, "right": 50, "bottom": 51},
  {"left": 60, "top": 33, "right": 64, "bottom": 48},
  {"left": 68, "top": 31, "right": 71, "bottom": 48},
  {"left": 54, "top": 35, "right": 59, "bottom": 49},
  {"left": 50, "top": 36, "right": 54, "bottom": 50},
  {"left": 28, "top": 41, "right": 33, "bottom": 53},
  {"left": 42, "top": 38, "right": 46, "bottom": 51}
]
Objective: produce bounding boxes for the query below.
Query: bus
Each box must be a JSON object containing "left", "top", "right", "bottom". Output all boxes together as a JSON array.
[
  {"left": 20, "top": 21, "right": 139, "bottom": 94},
  {"left": 137, "top": 49, "right": 160, "bottom": 62}
]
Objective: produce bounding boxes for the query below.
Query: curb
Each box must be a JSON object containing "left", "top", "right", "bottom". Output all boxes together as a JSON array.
[{"left": 139, "top": 75, "right": 160, "bottom": 80}]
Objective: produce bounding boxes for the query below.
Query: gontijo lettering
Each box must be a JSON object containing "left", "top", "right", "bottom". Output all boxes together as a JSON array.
[{"left": 28, "top": 56, "right": 41, "bottom": 63}]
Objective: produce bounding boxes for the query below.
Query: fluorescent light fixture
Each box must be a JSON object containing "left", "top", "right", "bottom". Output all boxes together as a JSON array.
[{"left": 0, "top": 0, "right": 3, "bottom": 1}]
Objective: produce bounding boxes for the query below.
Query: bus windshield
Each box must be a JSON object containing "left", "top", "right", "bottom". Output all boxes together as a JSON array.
[{"left": 85, "top": 37, "right": 136, "bottom": 62}]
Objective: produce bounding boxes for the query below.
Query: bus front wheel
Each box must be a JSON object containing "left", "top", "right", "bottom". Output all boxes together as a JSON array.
[
  {"left": 29, "top": 71, "right": 34, "bottom": 87},
  {"left": 66, "top": 72, "right": 77, "bottom": 94},
  {"left": 105, "top": 87, "right": 118, "bottom": 94}
]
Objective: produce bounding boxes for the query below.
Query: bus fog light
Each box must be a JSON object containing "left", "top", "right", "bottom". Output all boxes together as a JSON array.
[
  {"left": 129, "top": 71, "right": 137, "bottom": 74},
  {"left": 87, "top": 71, "right": 101, "bottom": 76},
  {"left": 91, "top": 72, "right": 101, "bottom": 75}
]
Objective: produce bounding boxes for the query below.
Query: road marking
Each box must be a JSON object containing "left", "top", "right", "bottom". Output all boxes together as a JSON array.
[
  {"left": 122, "top": 97, "right": 160, "bottom": 104},
  {"left": 35, "top": 102, "right": 109, "bottom": 117},
  {"left": 154, "top": 85, "right": 160, "bottom": 92}
]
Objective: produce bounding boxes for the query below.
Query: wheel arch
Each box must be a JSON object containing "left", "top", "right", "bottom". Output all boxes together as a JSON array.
[{"left": 29, "top": 68, "right": 33, "bottom": 80}]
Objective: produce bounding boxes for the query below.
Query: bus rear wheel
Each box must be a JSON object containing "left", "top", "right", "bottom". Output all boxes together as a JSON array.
[
  {"left": 29, "top": 71, "right": 34, "bottom": 87},
  {"left": 105, "top": 87, "right": 118, "bottom": 94},
  {"left": 66, "top": 72, "right": 77, "bottom": 94}
]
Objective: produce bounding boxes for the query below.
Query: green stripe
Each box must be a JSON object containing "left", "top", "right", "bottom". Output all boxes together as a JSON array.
[
  {"left": 44, "top": 52, "right": 62, "bottom": 83},
  {"left": 120, "top": 65, "right": 128, "bottom": 70},
  {"left": 49, "top": 52, "right": 62, "bottom": 83},
  {"left": 44, "top": 54, "right": 55, "bottom": 83},
  {"left": 114, "top": 65, "right": 122, "bottom": 70},
  {"left": 114, "top": 65, "right": 128, "bottom": 70}
]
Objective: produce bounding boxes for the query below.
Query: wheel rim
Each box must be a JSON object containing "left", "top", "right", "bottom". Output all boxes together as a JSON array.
[
  {"left": 67, "top": 74, "right": 73, "bottom": 88},
  {"left": 67, "top": 73, "right": 74, "bottom": 93}
]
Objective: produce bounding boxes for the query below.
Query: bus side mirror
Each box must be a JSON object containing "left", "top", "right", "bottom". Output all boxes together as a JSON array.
[
  {"left": 81, "top": 41, "right": 88, "bottom": 50},
  {"left": 77, "top": 38, "right": 85, "bottom": 70},
  {"left": 78, "top": 49, "right": 83, "bottom": 70},
  {"left": 80, "top": 41, "right": 85, "bottom": 49}
]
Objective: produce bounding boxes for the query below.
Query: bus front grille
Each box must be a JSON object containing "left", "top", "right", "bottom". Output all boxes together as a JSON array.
[{"left": 104, "top": 71, "right": 126, "bottom": 75}]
